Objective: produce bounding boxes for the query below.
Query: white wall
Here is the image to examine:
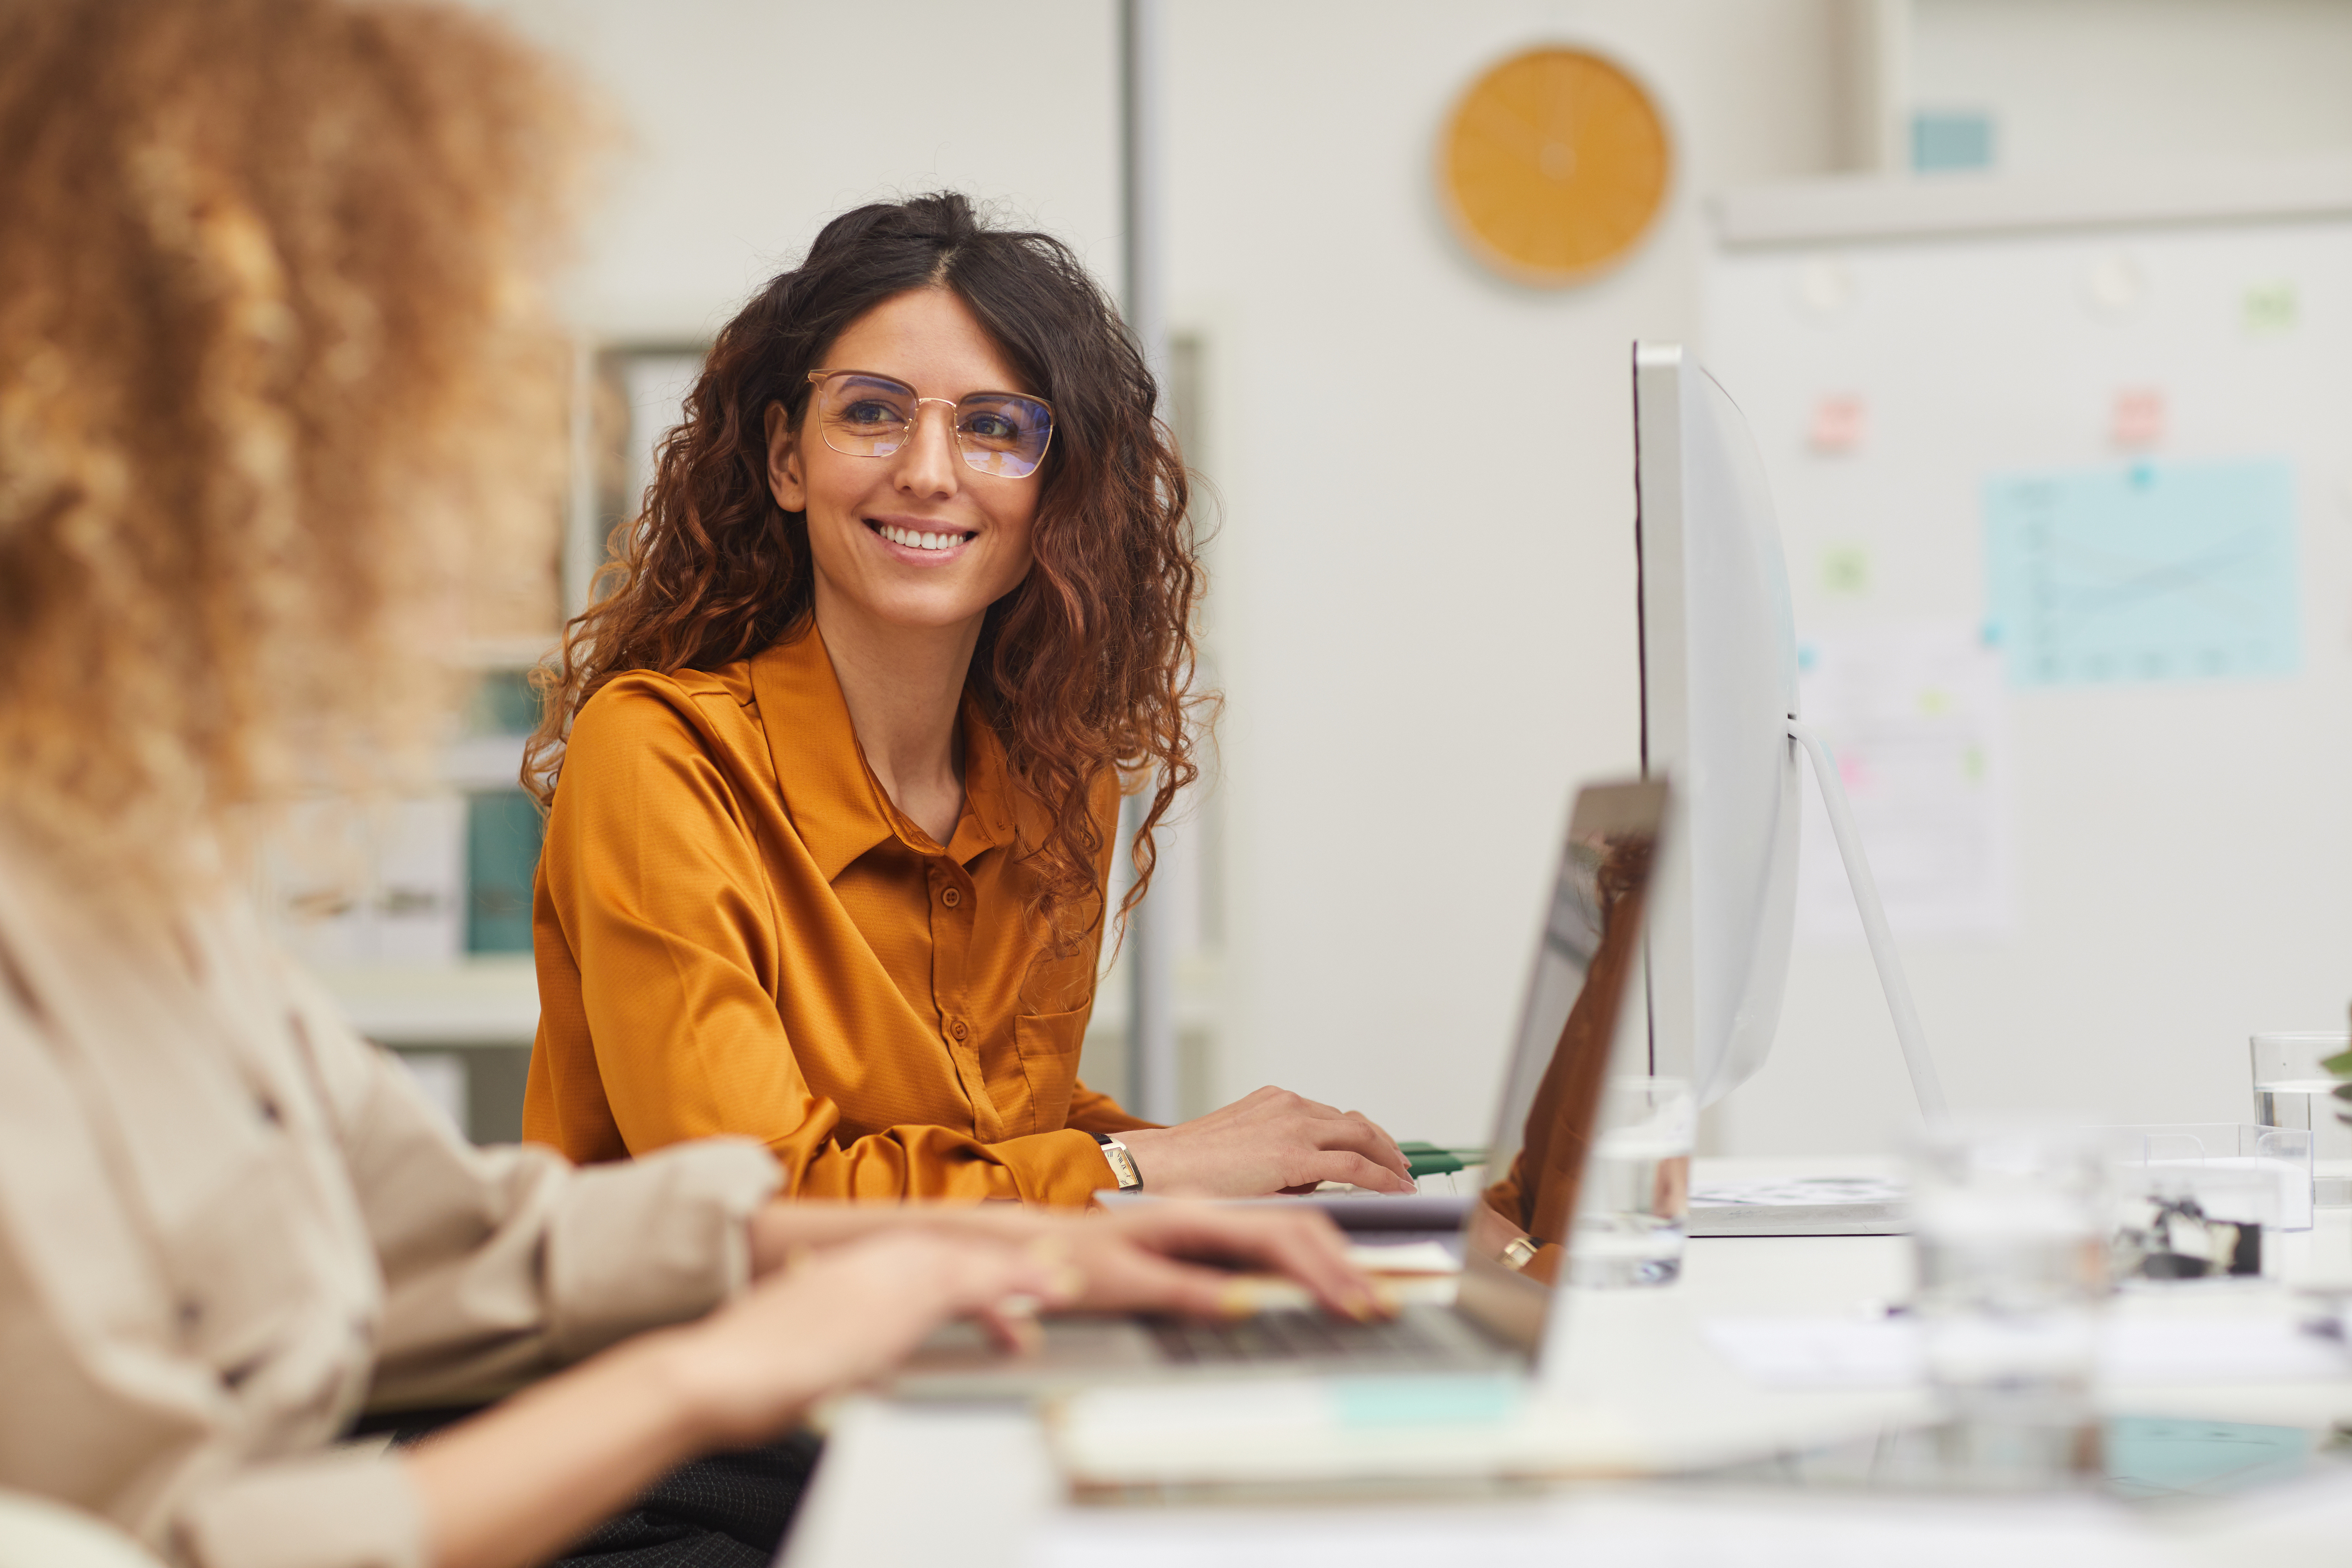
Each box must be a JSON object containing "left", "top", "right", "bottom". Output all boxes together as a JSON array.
[
  {"left": 481, "top": 0, "right": 1121, "bottom": 341},
  {"left": 1913, "top": 0, "right": 2352, "bottom": 174},
  {"left": 1165, "top": 1, "right": 1849, "bottom": 1142}
]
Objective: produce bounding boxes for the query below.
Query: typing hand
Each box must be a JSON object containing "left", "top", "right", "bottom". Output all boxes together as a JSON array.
[
  {"left": 1070, "top": 1201, "right": 1391, "bottom": 1319},
  {"left": 743, "top": 1197, "right": 1387, "bottom": 1323},
  {"left": 675, "top": 1232, "right": 1076, "bottom": 1447},
  {"left": 1116, "top": 1086, "right": 1416, "bottom": 1197}
]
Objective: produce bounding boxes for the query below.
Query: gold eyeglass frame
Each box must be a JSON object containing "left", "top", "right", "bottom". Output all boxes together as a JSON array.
[{"left": 803, "top": 369, "right": 1055, "bottom": 478}]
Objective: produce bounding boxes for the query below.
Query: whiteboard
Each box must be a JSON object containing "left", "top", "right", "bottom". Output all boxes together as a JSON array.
[{"left": 1697, "top": 166, "right": 2352, "bottom": 1153}]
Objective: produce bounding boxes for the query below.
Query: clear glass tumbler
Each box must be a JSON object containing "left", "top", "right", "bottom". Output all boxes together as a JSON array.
[
  {"left": 1569, "top": 1076, "right": 1694, "bottom": 1288},
  {"left": 2250, "top": 1032, "right": 2352, "bottom": 1206},
  {"left": 1911, "top": 1118, "right": 2109, "bottom": 1433}
]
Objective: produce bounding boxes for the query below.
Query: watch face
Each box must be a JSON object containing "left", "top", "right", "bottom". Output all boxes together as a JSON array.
[{"left": 1106, "top": 1145, "right": 1142, "bottom": 1189}]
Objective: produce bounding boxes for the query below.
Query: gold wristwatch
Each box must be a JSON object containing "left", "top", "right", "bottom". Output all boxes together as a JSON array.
[
  {"left": 1090, "top": 1132, "right": 1143, "bottom": 1192},
  {"left": 1499, "top": 1235, "right": 1541, "bottom": 1272}
]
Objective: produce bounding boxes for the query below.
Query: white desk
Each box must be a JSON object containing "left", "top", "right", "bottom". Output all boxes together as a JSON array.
[{"left": 784, "top": 1192, "right": 2352, "bottom": 1568}]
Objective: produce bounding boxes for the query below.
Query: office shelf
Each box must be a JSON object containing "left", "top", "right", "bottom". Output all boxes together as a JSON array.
[{"left": 318, "top": 956, "right": 539, "bottom": 1049}]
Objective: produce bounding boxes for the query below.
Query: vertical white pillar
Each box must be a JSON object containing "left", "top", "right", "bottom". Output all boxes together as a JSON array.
[
  {"left": 1835, "top": 0, "right": 1913, "bottom": 175},
  {"left": 1121, "top": 0, "right": 1180, "bottom": 1125},
  {"left": 562, "top": 339, "right": 599, "bottom": 620}
]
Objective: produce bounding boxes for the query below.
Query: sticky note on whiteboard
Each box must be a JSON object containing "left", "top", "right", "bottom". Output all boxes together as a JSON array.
[
  {"left": 2109, "top": 387, "right": 2166, "bottom": 450},
  {"left": 1982, "top": 459, "right": 2298, "bottom": 687},
  {"left": 1808, "top": 394, "right": 1867, "bottom": 454}
]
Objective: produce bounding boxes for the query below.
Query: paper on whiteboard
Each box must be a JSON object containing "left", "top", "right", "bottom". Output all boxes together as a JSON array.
[
  {"left": 1983, "top": 458, "right": 2299, "bottom": 687},
  {"left": 1796, "top": 622, "right": 2011, "bottom": 940}
]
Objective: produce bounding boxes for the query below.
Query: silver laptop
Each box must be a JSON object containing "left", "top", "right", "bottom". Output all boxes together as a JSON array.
[{"left": 892, "top": 778, "right": 1665, "bottom": 1399}]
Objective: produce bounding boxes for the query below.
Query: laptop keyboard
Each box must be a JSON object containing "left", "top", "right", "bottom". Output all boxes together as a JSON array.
[{"left": 1144, "top": 1308, "right": 1458, "bottom": 1366}]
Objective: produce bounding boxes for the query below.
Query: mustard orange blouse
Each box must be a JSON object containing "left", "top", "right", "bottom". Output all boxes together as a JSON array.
[{"left": 521, "top": 623, "right": 1151, "bottom": 1205}]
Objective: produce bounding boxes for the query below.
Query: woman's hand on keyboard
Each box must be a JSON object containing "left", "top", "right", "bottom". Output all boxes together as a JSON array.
[
  {"left": 1069, "top": 1201, "right": 1390, "bottom": 1321},
  {"left": 1116, "top": 1086, "right": 1416, "bottom": 1197},
  {"left": 674, "top": 1231, "right": 1077, "bottom": 1444},
  {"left": 745, "top": 1195, "right": 1387, "bottom": 1324}
]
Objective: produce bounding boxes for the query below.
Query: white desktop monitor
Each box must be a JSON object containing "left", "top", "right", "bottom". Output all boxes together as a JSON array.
[{"left": 1632, "top": 342, "right": 1801, "bottom": 1108}]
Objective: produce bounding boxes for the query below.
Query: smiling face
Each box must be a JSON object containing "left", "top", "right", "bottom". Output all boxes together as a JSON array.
[{"left": 765, "top": 287, "right": 1043, "bottom": 643}]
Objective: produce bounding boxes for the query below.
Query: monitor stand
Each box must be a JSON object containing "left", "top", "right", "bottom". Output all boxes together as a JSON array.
[
  {"left": 1784, "top": 716, "right": 1949, "bottom": 1124},
  {"left": 1685, "top": 718, "right": 1947, "bottom": 1239}
]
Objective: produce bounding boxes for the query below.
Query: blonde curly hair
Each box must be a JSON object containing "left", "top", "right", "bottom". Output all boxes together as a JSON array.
[{"left": 0, "top": 0, "right": 588, "bottom": 895}]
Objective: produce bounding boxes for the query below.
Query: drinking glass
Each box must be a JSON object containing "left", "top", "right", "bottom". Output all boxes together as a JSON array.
[
  {"left": 1911, "top": 1119, "right": 2108, "bottom": 1429},
  {"left": 1568, "top": 1076, "right": 1693, "bottom": 1288},
  {"left": 2250, "top": 1032, "right": 2352, "bottom": 1206}
]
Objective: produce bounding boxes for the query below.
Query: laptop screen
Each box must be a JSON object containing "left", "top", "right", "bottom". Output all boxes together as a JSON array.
[{"left": 1455, "top": 779, "right": 1664, "bottom": 1350}]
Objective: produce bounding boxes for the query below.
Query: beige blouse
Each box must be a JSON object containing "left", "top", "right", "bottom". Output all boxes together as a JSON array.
[{"left": 0, "top": 836, "right": 784, "bottom": 1568}]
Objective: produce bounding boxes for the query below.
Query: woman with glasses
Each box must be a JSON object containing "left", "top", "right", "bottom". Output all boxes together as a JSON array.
[
  {"left": 523, "top": 195, "right": 1418, "bottom": 1205},
  {"left": 0, "top": 7, "right": 1382, "bottom": 1566}
]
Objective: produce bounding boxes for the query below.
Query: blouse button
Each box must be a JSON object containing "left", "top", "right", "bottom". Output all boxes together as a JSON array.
[
  {"left": 941, "top": 886, "right": 961, "bottom": 908},
  {"left": 951, "top": 1019, "right": 969, "bottom": 1041}
]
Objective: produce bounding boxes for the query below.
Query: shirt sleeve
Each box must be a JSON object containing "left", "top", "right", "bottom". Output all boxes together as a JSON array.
[
  {"left": 534, "top": 683, "right": 1127, "bottom": 1208},
  {"left": 279, "top": 967, "right": 783, "bottom": 1409}
]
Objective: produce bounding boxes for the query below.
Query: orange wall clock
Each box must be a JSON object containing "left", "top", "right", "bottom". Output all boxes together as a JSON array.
[{"left": 1439, "top": 47, "right": 1672, "bottom": 287}]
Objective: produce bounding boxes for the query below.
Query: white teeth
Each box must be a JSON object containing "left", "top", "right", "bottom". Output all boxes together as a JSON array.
[{"left": 880, "top": 524, "right": 965, "bottom": 552}]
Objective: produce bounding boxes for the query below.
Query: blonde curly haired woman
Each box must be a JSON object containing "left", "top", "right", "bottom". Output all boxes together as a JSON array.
[{"left": 0, "top": 4, "right": 1372, "bottom": 1568}]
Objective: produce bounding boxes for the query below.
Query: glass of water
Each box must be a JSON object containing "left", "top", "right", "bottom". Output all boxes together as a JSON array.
[
  {"left": 1570, "top": 1076, "right": 1694, "bottom": 1288},
  {"left": 1911, "top": 1119, "right": 2108, "bottom": 1427},
  {"left": 2251, "top": 1032, "right": 2352, "bottom": 1206}
]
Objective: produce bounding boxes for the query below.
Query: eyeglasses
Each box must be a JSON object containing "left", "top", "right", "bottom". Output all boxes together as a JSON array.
[{"left": 803, "top": 369, "right": 1055, "bottom": 479}]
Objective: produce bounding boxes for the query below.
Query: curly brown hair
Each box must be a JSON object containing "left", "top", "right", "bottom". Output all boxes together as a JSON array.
[
  {"left": 528, "top": 194, "right": 1207, "bottom": 941},
  {"left": 0, "top": 0, "right": 587, "bottom": 896}
]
